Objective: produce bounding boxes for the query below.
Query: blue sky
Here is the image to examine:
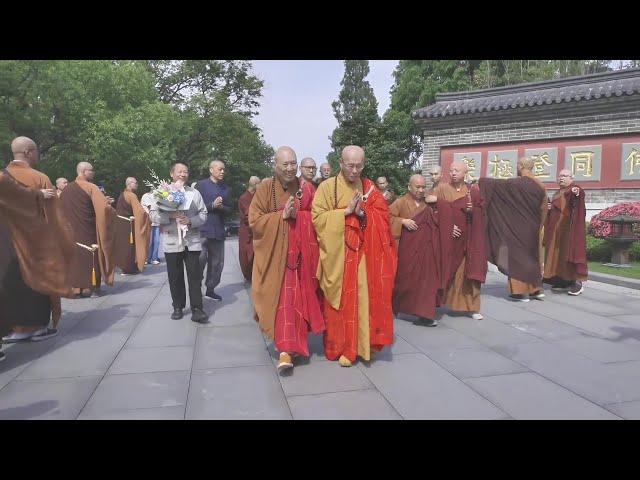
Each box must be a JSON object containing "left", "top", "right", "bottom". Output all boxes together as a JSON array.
[{"left": 251, "top": 60, "right": 398, "bottom": 163}]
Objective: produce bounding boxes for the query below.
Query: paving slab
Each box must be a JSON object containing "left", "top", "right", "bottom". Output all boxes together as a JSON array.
[
  {"left": 288, "top": 389, "right": 402, "bottom": 420},
  {"left": 604, "top": 400, "right": 640, "bottom": 420},
  {"left": 80, "top": 371, "right": 190, "bottom": 416},
  {"left": 77, "top": 405, "right": 185, "bottom": 420},
  {"left": 358, "top": 353, "right": 508, "bottom": 419},
  {"left": 0, "top": 376, "right": 100, "bottom": 420},
  {"left": 278, "top": 360, "right": 373, "bottom": 397},
  {"left": 186, "top": 366, "right": 291, "bottom": 420},
  {"left": 108, "top": 346, "right": 194, "bottom": 375},
  {"left": 193, "top": 325, "right": 272, "bottom": 370},
  {"left": 465, "top": 372, "right": 620, "bottom": 420},
  {"left": 425, "top": 346, "right": 529, "bottom": 379},
  {"left": 126, "top": 313, "right": 198, "bottom": 348},
  {"left": 552, "top": 336, "right": 640, "bottom": 363}
]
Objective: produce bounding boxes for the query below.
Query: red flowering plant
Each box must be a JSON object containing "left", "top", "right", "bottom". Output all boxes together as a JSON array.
[{"left": 589, "top": 202, "right": 640, "bottom": 238}]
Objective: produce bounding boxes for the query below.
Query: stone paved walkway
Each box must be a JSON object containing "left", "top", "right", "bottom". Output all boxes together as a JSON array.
[{"left": 1, "top": 239, "right": 640, "bottom": 419}]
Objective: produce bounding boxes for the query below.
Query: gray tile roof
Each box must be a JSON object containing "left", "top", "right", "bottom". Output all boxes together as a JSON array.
[{"left": 412, "top": 68, "right": 640, "bottom": 120}]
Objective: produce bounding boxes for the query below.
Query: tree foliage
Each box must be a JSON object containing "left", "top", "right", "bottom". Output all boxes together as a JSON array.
[{"left": 0, "top": 60, "right": 273, "bottom": 211}]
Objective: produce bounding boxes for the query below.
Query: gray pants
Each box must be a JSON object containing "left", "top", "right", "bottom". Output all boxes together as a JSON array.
[{"left": 199, "top": 238, "right": 225, "bottom": 293}]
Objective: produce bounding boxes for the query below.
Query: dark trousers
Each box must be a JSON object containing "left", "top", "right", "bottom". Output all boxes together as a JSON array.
[
  {"left": 199, "top": 238, "right": 225, "bottom": 292},
  {"left": 165, "top": 248, "right": 203, "bottom": 311}
]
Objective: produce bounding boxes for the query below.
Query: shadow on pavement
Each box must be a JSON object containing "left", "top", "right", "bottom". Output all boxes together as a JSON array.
[{"left": 0, "top": 400, "right": 60, "bottom": 420}]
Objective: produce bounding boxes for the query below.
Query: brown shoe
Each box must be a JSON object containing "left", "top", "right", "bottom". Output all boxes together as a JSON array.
[{"left": 277, "top": 352, "right": 293, "bottom": 372}]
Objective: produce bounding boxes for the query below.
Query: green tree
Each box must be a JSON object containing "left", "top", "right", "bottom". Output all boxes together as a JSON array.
[{"left": 327, "top": 60, "right": 380, "bottom": 169}]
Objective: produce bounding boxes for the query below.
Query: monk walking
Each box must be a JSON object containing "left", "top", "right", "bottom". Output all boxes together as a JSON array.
[
  {"left": 428, "top": 161, "right": 487, "bottom": 321},
  {"left": 238, "top": 176, "right": 260, "bottom": 282},
  {"left": 250, "top": 147, "right": 324, "bottom": 373},
  {"left": 313, "top": 145, "right": 397, "bottom": 367},
  {"left": 114, "top": 177, "right": 151, "bottom": 276},
  {"left": 0, "top": 137, "right": 74, "bottom": 344},
  {"left": 55, "top": 177, "right": 68, "bottom": 197},
  {"left": 543, "top": 169, "right": 587, "bottom": 296},
  {"left": 60, "top": 162, "right": 117, "bottom": 298},
  {"left": 317, "top": 162, "right": 332, "bottom": 186},
  {"left": 392, "top": 174, "right": 449, "bottom": 327},
  {"left": 478, "top": 157, "right": 548, "bottom": 302}
]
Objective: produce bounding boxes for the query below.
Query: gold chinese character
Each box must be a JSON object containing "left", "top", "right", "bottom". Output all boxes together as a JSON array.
[
  {"left": 570, "top": 151, "right": 594, "bottom": 177},
  {"left": 461, "top": 156, "right": 477, "bottom": 181},
  {"left": 531, "top": 152, "right": 552, "bottom": 178},
  {"left": 489, "top": 155, "right": 514, "bottom": 178},
  {"left": 626, "top": 148, "right": 640, "bottom": 176}
]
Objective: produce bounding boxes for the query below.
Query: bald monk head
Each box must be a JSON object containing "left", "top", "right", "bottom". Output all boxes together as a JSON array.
[
  {"left": 428, "top": 165, "right": 442, "bottom": 186},
  {"left": 247, "top": 175, "right": 261, "bottom": 193},
  {"left": 319, "top": 162, "right": 332, "bottom": 179},
  {"left": 376, "top": 176, "right": 389, "bottom": 192},
  {"left": 77, "top": 162, "right": 95, "bottom": 182},
  {"left": 11, "top": 136, "right": 39, "bottom": 167},
  {"left": 340, "top": 145, "right": 365, "bottom": 184},
  {"left": 407, "top": 174, "right": 427, "bottom": 201},
  {"left": 125, "top": 177, "right": 138, "bottom": 192},
  {"left": 517, "top": 156, "right": 535, "bottom": 176},
  {"left": 449, "top": 161, "right": 468, "bottom": 185},
  {"left": 274, "top": 146, "right": 298, "bottom": 187},
  {"left": 558, "top": 168, "right": 574, "bottom": 188},
  {"left": 55, "top": 177, "right": 68, "bottom": 192},
  {"left": 209, "top": 159, "right": 225, "bottom": 182},
  {"left": 299, "top": 157, "right": 317, "bottom": 182}
]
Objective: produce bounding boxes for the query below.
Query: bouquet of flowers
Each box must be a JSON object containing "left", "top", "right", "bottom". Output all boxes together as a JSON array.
[{"left": 144, "top": 169, "right": 186, "bottom": 211}]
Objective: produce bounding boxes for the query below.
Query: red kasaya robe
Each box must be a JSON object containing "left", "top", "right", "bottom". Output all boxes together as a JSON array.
[{"left": 275, "top": 181, "right": 324, "bottom": 356}]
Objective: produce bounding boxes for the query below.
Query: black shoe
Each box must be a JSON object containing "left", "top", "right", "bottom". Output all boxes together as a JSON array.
[
  {"left": 171, "top": 308, "right": 184, "bottom": 320},
  {"left": 205, "top": 291, "right": 222, "bottom": 301},
  {"left": 413, "top": 317, "right": 438, "bottom": 327},
  {"left": 191, "top": 308, "right": 209, "bottom": 324}
]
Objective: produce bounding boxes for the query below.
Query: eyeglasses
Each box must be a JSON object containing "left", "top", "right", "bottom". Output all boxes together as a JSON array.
[{"left": 342, "top": 164, "right": 364, "bottom": 171}]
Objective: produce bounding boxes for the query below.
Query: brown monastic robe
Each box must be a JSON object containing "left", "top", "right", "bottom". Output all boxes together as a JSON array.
[
  {"left": 389, "top": 193, "right": 427, "bottom": 249},
  {"left": 393, "top": 202, "right": 448, "bottom": 321},
  {"left": 60, "top": 176, "right": 116, "bottom": 290},
  {"left": 0, "top": 168, "right": 74, "bottom": 334},
  {"left": 4, "top": 162, "right": 74, "bottom": 328},
  {"left": 433, "top": 182, "right": 482, "bottom": 312},
  {"left": 249, "top": 177, "right": 299, "bottom": 340},
  {"left": 114, "top": 190, "right": 150, "bottom": 274},
  {"left": 238, "top": 190, "right": 255, "bottom": 282},
  {"left": 543, "top": 183, "right": 588, "bottom": 284},
  {"left": 479, "top": 171, "right": 548, "bottom": 294}
]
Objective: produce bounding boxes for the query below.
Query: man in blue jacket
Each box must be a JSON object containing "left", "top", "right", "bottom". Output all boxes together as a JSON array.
[{"left": 196, "top": 160, "right": 232, "bottom": 301}]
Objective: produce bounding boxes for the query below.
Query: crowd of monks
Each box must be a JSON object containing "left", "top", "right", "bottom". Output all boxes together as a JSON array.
[
  {"left": 243, "top": 146, "right": 588, "bottom": 373},
  {"left": 0, "top": 135, "right": 588, "bottom": 373}
]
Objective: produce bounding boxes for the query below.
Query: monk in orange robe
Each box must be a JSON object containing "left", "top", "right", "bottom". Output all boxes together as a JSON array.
[
  {"left": 60, "top": 161, "right": 116, "bottom": 298},
  {"left": 0, "top": 136, "right": 74, "bottom": 344},
  {"left": 313, "top": 145, "right": 397, "bottom": 367},
  {"left": 543, "top": 169, "right": 588, "bottom": 296},
  {"left": 238, "top": 176, "right": 260, "bottom": 282},
  {"left": 114, "top": 177, "right": 150, "bottom": 275},
  {"left": 427, "top": 161, "right": 487, "bottom": 321},
  {"left": 478, "top": 157, "right": 548, "bottom": 302},
  {"left": 250, "top": 146, "right": 324, "bottom": 373}
]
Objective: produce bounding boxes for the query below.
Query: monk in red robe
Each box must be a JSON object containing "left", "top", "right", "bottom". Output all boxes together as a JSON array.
[
  {"left": 250, "top": 146, "right": 324, "bottom": 373},
  {"left": 299, "top": 157, "right": 318, "bottom": 193},
  {"left": 238, "top": 176, "right": 260, "bottom": 282},
  {"left": 313, "top": 146, "right": 397, "bottom": 367},
  {"left": 543, "top": 169, "right": 588, "bottom": 295},
  {"left": 393, "top": 174, "right": 450, "bottom": 327}
]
